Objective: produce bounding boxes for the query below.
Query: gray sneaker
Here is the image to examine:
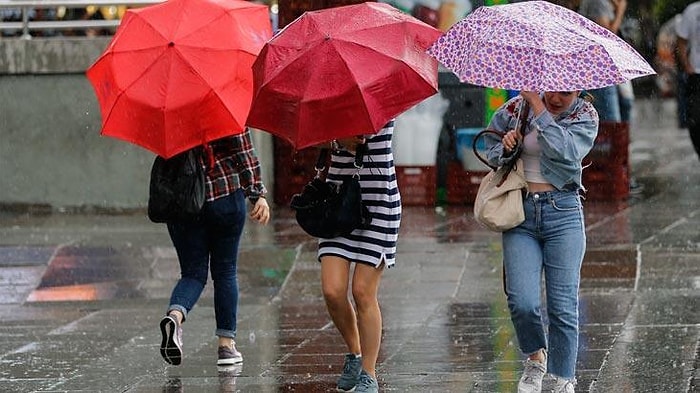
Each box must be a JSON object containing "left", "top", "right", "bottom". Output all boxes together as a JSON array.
[
  {"left": 553, "top": 376, "right": 576, "bottom": 393},
  {"left": 217, "top": 344, "right": 243, "bottom": 366},
  {"left": 336, "top": 353, "right": 362, "bottom": 392},
  {"left": 354, "top": 370, "right": 378, "bottom": 393},
  {"left": 517, "top": 352, "right": 547, "bottom": 393},
  {"left": 159, "top": 315, "right": 183, "bottom": 365}
]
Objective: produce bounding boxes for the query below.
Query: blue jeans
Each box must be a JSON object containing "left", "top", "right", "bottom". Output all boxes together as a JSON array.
[
  {"left": 588, "top": 85, "right": 621, "bottom": 122},
  {"left": 166, "top": 190, "right": 247, "bottom": 338},
  {"left": 502, "top": 190, "right": 585, "bottom": 379}
]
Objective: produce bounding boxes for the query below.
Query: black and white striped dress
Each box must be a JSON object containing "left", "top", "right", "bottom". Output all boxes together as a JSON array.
[{"left": 318, "top": 122, "right": 402, "bottom": 268}]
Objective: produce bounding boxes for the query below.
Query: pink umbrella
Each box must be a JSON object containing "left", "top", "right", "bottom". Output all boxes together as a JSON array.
[{"left": 427, "top": 1, "right": 655, "bottom": 91}]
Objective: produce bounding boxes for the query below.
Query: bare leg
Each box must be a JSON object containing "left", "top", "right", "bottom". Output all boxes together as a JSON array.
[
  {"left": 168, "top": 309, "right": 184, "bottom": 324},
  {"left": 321, "top": 256, "right": 361, "bottom": 355},
  {"left": 352, "top": 262, "right": 384, "bottom": 377}
]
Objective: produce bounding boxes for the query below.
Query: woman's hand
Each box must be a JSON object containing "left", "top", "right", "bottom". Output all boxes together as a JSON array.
[
  {"left": 502, "top": 129, "right": 521, "bottom": 154},
  {"left": 520, "top": 91, "right": 546, "bottom": 116},
  {"left": 250, "top": 197, "right": 270, "bottom": 225}
]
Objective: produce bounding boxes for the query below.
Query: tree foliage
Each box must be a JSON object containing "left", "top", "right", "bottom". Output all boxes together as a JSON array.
[{"left": 655, "top": 0, "right": 696, "bottom": 25}]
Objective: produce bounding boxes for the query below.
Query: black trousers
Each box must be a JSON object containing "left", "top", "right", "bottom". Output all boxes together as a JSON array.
[{"left": 686, "top": 73, "right": 700, "bottom": 160}]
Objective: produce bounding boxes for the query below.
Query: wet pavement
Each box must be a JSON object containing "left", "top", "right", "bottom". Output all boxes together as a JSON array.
[{"left": 0, "top": 98, "right": 698, "bottom": 392}]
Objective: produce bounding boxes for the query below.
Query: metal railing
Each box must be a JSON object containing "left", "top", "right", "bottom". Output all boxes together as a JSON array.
[{"left": 0, "top": 0, "right": 161, "bottom": 38}]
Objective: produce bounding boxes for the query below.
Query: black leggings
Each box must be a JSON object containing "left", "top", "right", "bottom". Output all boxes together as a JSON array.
[{"left": 686, "top": 74, "right": 700, "bottom": 160}]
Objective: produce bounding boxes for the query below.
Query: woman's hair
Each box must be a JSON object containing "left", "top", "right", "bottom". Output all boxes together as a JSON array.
[{"left": 580, "top": 91, "right": 594, "bottom": 102}]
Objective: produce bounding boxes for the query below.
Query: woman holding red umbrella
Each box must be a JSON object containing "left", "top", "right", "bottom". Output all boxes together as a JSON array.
[
  {"left": 318, "top": 121, "right": 401, "bottom": 393},
  {"left": 159, "top": 130, "right": 271, "bottom": 367}
]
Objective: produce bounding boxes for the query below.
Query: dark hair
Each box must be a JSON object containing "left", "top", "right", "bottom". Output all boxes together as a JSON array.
[{"left": 579, "top": 91, "right": 594, "bottom": 102}]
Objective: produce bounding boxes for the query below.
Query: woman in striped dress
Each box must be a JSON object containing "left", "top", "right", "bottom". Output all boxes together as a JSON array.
[{"left": 318, "top": 121, "right": 401, "bottom": 393}]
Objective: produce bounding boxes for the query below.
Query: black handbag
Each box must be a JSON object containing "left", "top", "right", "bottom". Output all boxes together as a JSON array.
[
  {"left": 147, "top": 146, "right": 206, "bottom": 223},
  {"left": 290, "top": 145, "right": 372, "bottom": 238}
]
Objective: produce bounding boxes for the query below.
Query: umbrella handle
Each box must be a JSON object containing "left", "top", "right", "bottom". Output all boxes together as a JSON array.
[{"left": 513, "top": 99, "right": 531, "bottom": 137}]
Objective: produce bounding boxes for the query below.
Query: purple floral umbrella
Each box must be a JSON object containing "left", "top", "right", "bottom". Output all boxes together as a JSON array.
[{"left": 426, "top": 1, "right": 655, "bottom": 91}]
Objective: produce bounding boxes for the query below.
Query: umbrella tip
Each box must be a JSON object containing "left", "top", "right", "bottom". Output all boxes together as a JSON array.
[{"left": 168, "top": 42, "right": 175, "bottom": 47}]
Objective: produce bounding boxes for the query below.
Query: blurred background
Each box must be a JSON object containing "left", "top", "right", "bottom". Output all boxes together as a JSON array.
[{"left": 0, "top": 0, "right": 696, "bottom": 212}]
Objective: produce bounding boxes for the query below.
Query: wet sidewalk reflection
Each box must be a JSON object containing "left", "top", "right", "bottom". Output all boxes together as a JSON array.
[{"left": 0, "top": 200, "right": 668, "bottom": 392}]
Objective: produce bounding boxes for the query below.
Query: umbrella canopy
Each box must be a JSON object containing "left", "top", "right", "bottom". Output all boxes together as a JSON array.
[
  {"left": 246, "top": 2, "right": 442, "bottom": 150},
  {"left": 427, "top": 1, "right": 655, "bottom": 91},
  {"left": 86, "top": 0, "right": 272, "bottom": 159}
]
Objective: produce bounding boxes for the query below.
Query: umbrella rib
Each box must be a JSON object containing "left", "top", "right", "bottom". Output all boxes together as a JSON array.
[
  {"left": 329, "top": 38, "right": 435, "bottom": 131},
  {"left": 330, "top": 40, "right": 375, "bottom": 133},
  {"left": 179, "top": 8, "right": 263, "bottom": 56}
]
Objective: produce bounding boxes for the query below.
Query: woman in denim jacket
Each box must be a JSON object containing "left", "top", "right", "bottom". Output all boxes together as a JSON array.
[{"left": 483, "top": 91, "right": 598, "bottom": 393}]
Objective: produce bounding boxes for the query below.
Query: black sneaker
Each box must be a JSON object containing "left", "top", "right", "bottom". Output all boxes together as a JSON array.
[
  {"left": 217, "top": 344, "right": 243, "bottom": 366},
  {"left": 159, "top": 315, "right": 183, "bottom": 365}
]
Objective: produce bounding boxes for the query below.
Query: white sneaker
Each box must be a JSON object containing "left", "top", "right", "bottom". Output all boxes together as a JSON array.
[
  {"left": 552, "top": 376, "right": 576, "bottom": 393},
  {"left": 517, "top": 350, "right": 547, "bottom": 393}
]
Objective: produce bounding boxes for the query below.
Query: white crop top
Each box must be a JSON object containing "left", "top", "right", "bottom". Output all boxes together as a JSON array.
[{"left": 521, "top": 131, "right": 549, "bottom": 184}]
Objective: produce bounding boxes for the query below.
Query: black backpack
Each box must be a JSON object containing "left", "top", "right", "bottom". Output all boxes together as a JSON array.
[{"left": 147, "top": 147, "right": 206, "bottom": 223}]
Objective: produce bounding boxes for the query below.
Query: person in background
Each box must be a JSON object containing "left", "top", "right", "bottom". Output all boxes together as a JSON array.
[
  {"left": 676, "top": 1, "right": 700, "bottom": 160},
  {"left": 578, "top": 0, "right": 628, "bottom": 122},
  {"left": 158, "top": 129, "right": 270, "bottom": 367},
  {"left": 655, "top": 13, "right": 687, "bottom": 127},
  {"left": 318, "top": 122, "right": 401, "bottom": 393},
  {"left": 579, "top": 0, "right": 645, "bottom": 193},
  {"left": 483, "top": 91, "right": 599, "bottom": 393}
]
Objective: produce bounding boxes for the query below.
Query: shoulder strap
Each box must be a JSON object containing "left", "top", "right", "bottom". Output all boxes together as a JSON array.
[
  {"left": 315, "top": 149, "right": 329, "bottom": 171},
  {"left": 315, "top": 142, "right": 367, "bottom": 176},
  {"left": 354, "top": 143, "right": 366, "bottom": 169}
]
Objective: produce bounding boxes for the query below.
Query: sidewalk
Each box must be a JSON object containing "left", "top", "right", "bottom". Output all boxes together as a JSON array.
[{"left": 0, "top": 98, "right": 697, "bottom": 392}]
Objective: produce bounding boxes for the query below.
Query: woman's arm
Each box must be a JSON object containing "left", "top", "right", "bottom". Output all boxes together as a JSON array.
[
  {"left": 231, "top": 129, "right": 267, "bottom": 202},
  {"left": 484, "top": 97, "right": 523, "bottom": 167},
  {"left": 533, "top": 103, "right": 599, "bottom": 163}
]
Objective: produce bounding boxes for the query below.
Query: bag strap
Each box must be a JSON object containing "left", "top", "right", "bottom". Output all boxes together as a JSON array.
[
  {"left": 314, "top": 143, "right": 366, "bottom": 179},
  {"left": 473, "top": 129, "right": 506, "bottom": 171},
  {"left": 473, "top": 100, "right": 531, "bottom": 171},
  {"left": 354, "top": 143, "right": 366, "bottom": 170},
  {"left": 315, "top": 149, "right": 330, "bottom": 174}
]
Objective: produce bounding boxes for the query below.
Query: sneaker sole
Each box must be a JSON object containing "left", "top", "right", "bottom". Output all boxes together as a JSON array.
[
  {"left": 335, "top": 387, "right": 356, "bottom": 392},
  {"left": 217, "top": 357, "right": 243, "bottom": 366},
  {"left": 159, "top": 316, "right": 182, "bottom": 366}
]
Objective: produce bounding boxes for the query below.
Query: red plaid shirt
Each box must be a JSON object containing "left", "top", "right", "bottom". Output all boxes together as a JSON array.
[{"left": 202, "top": 129, "right": 266, "bottom": 203}]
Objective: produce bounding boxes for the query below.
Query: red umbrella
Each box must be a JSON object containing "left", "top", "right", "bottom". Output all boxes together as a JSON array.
[
  {"left": 246, "top": 2, "right": 441, "bottom": 150},
  {"left": 86, "top": 0, "right": 272, "bottom": 159}
]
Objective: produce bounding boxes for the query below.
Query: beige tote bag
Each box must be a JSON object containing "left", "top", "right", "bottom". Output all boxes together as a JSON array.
[{"left": 473, "top": 158, "right": 527, "bottom": 231}]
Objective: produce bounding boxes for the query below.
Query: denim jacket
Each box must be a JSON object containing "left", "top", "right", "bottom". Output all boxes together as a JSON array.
[{"left": 484, "top": 95, "right": 599, "bottom": 191}]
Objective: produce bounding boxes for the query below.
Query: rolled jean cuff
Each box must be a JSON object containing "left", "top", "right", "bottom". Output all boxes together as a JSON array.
[
  {"left": 216, "top": 328, "right": 236, "bottom": 339},
  {"left": 167, "top": 305, "right": 188, "bottom": 322}
]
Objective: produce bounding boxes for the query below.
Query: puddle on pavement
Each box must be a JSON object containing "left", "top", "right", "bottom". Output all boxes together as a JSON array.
[{"left": 23, "top": 244, "right": 296, "bottom": 303}]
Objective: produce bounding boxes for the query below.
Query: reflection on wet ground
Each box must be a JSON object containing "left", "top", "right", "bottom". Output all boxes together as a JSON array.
[
  {"left": 0, "top": 99, "right": 697, "bottom": 392},
  {"left": 0, "top": 198, "right": 689, "bottom": 393}
]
